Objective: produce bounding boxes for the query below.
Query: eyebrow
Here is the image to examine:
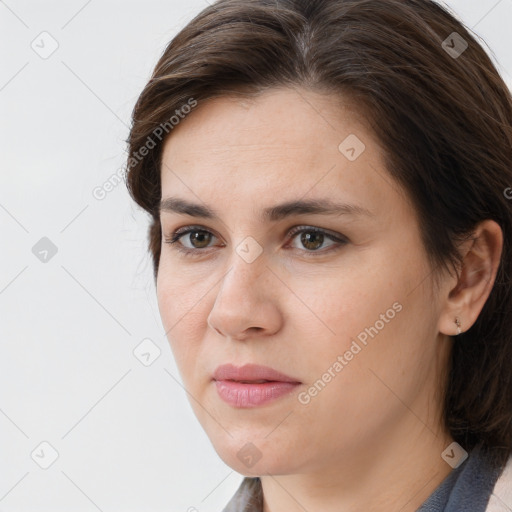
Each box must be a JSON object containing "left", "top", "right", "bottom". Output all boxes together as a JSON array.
[{"left": 159, "top": 196, "right": 374, "bottom": 222}]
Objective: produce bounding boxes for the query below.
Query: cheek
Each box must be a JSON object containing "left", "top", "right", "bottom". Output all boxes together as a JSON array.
[
  {"left": 291, "top": 248, "right": 428, "bottom": 386},
  {"left": 310, "top": 266, "right": 437, "bottom": 411},
  {"left": 290, "top": 262, "right": 399, "bottom": 345},
  {"left": 156, "top": 258, "right": 209, "bottom": 328},
  {"left": 156, "top": 269, "right": 208, "bottom": 371}
]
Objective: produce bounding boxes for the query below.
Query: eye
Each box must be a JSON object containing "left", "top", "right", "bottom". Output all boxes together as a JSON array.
[
  {"left": 163, "top": 225, "right": 348, "bottom": 257},
  {"left": 165, "top": 226, "right": 219, "bottom": 254},
  {"left": 286, "top": 226, "right": 347, "bottom": 254}
]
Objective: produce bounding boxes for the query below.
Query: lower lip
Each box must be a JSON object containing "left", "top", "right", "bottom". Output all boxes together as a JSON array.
[{"left": 214, "top": 380, "right": 300, "bottom": 408}]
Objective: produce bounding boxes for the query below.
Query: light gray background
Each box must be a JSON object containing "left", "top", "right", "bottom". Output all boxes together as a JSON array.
[{"left": 1, "top": 1, "right": 511, "bottom": 511}]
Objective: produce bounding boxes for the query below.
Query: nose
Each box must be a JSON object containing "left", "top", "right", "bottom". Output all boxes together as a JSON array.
[{"left": 207, "top": 251, "right": 283, "bottom": 341}]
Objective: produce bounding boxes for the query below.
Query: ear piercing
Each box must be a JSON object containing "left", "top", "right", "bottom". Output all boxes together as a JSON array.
[{"left": 455, "top": 317, "right": 462, "bottom": 335}]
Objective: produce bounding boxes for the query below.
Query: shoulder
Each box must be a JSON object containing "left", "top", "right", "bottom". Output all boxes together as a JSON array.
[{"left": 486, "top": 453, "right": 512, "bottom": 511}]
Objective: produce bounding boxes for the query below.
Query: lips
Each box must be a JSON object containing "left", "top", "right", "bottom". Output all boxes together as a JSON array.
[
  {"left": 213, "top": 363, "right": 300, "bottom": 383},
  {"left": 213, "top": 364, "right": 301, "bottom": 408}
]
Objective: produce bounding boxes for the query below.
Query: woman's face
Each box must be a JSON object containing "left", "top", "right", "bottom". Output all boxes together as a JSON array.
[{"left": 157, "top": 87, "right": 452, "bottom": 475}]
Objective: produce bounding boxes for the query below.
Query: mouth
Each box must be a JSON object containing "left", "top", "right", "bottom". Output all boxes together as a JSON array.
[
  {"left": 213, "top": 363, "right": 300, "bottom": 383},
  {"left": 212, "top": 364, "right": 301, "bottom": 408},
  {"left": 235, "top": 379, "right": 271, "bottom": 384}
]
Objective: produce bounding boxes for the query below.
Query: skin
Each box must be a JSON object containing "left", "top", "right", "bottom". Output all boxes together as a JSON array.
[{"left": 156, "top": 87, "right": 503, "bottom": 512}]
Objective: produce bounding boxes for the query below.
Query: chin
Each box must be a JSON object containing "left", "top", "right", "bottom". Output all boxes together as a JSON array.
[{"left": 209, "top": 432, "right": 299, "bottom": 476}]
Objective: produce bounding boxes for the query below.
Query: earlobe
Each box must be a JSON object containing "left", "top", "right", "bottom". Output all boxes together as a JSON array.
[
  {"left": 455, "top": 316, "right": 462, "bottom": 335},
  {"left": 438, "top": 220, "right": 503, "bottom": 338}
]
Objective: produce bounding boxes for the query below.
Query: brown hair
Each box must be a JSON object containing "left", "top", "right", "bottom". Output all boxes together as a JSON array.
[{"left": 125, "top": 0, "right": 512, "bottom": 468}]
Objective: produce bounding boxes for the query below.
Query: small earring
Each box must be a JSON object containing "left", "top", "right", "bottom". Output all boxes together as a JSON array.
[{"left": 455, "top": 317, "right": 462, "bottom": 335}]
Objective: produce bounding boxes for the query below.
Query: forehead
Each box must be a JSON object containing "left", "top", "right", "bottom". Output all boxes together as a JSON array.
[
  {"left": 159, "top": 87, "right": 402, "bottom": 219},
  {"left": 162, "top": 88, "right": 372, "bottom": 157}
]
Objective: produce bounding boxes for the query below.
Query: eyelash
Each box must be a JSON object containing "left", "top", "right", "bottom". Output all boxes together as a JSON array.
[{"left": 163, "top": 225, "right": 348, "bottom": 258}]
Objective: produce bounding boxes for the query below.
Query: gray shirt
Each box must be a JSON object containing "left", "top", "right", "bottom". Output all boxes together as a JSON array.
[{"left": 222, "top": 443, "right": 505, "bottom": 512}]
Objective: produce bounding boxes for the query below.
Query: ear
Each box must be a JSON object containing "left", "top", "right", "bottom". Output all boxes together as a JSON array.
[{"left": 438, "top": 220, "right": 503, "bottom": 337}]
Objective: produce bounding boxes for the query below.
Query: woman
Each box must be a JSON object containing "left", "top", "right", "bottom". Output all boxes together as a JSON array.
[{"left": 125, "top": 0, "right": 512, "bottom": 510}]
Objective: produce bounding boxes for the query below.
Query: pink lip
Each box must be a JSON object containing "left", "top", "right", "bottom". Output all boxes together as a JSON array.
[{"left": 213, "top": 364, "right": 301, "bottom": 408}]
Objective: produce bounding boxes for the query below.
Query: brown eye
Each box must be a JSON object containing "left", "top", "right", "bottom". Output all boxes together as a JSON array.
[
  {"left": 164, "top": 227, "right": 219, "bottom": 254},
  {"left": 164, "top": 225, "right": 347, "bottom": 258},
  {"left": 185, "top": 230, "right": 213, "bottom": 249},
  {"left": 299, "top": 231, "right": 325, "bottom": 251},
  {"left": 288, "top": 226, "right": 347, "bottom": 253}
]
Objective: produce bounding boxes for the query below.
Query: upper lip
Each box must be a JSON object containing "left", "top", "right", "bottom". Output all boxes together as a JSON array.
[{"left": 213, "top": 364, "right": 301, "bottom": 383}]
